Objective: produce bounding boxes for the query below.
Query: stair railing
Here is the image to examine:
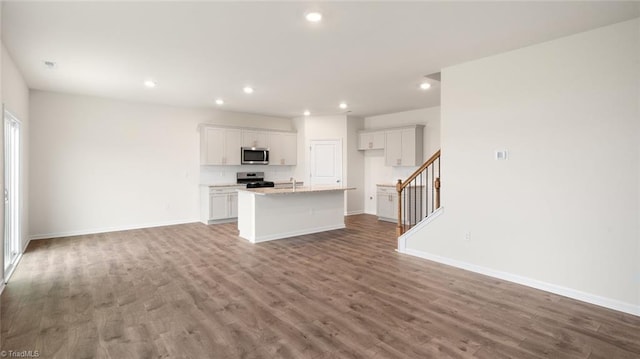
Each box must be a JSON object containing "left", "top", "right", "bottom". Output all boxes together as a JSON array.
[{"left": 396, "top": 150, "right": 441, "bottom": 236}]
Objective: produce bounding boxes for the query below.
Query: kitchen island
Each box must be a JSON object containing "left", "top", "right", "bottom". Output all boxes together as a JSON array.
[{"left": 237, "top": 186, "right": 354, "bottom": 243}]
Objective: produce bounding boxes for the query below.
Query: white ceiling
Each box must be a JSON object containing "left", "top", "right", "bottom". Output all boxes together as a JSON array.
[{"left": 3, "top": 1, "right": 639, "bottom": 118}]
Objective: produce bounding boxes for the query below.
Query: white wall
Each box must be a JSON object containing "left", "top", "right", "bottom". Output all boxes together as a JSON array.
[
  {"left": 363, "top": 107, "right": 441, "bottom": 214},
  {"left": 292, "top": 116, "right": 306, "bottom": 183},
  {"left": 346, "top": 116, "right": 364, "bottom": 214},
  {"left": 203, "top": 111, "right": 292, "bottom": 131},
  {"left": 29, "top": 90, "right": 292, "bottom": 238},
  {"left": 294, "top": 115, "right": 348, "bottom": 187},
  {"left": 406, "top": 19, "right": 640, "bottom": 314},
  {"left": 2, "top": 45, "right": 28, "bottom": 122},
  {"left": 293, "top": 114, "right": 365, "bottom": 214},
  {"left": 2, "top": 44, "right": 29, "bottom": 253},
  {"left": 0, "top": 2, "right": 5, "bottom": 299}
]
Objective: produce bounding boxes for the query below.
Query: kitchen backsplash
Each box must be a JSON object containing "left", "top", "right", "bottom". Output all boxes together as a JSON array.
[{"left": 200, "top": 165, "right": 295, "bottom": 185}]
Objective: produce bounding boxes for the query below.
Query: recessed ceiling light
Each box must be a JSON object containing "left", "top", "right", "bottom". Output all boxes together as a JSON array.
[
  {"left": 420, "top": 82, "right": 431, "bottom": 90},
  {"left": 305, "top": 12, "right": 322, "bottom": 23},
  {"left": 243, "top": 86, "right": 254, "bottom": 94},
  {"left": 339, "top": 102, "right": 348, "bottom": 110},
  {"left": 215, "top": 98, "right": 224, "bottom": 105},
  {"left": 44, "top": 61, "right": 57, "bottom": 69},
  {"left": 144, "top": 80, "right": 156, "bottom": 88},
  {"left": 303, "top": 110, "right": 311, "bottom": 116}
]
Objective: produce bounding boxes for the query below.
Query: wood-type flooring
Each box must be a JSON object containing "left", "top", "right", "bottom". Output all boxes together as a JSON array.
[{"left": 1, "top": 214, "right": 639, "bottom": 358}]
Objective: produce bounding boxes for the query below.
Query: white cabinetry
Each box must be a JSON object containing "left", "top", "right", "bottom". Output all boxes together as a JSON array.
[
  {"left": 385, "top": 125, "right": 424, "bottom": 167},
  {"left": 358, "top": 130, "right": 385, "bottom": 150},
  {"left": 268, "top": 132, "right": 297, "bottom": 166},
  {"left": 209, "top": 193, "right": 230, "bottom": 220},
  {"left": 376, "top": 185, "right": 397, "bottom": 222},
  {"left": 200, "top": 127, "right": 241, "bottom": 165},
  {"left": 200, "top": 186, "right": 242, "bottom": 224},
  {"left": 200, "top": 125, "right": 298, "bottom": 166},
  {"left": 242, "top": 130, "right": 269, "bottom": 148},
  {"left": 376, "top": 184, "right": 422, "bottom": 223}
]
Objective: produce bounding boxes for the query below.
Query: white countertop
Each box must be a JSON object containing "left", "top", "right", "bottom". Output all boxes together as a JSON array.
[
  {"left": 200, "top": 183, "right": 244, "bottom": 188},
  {"left": 377, "top": 183, "right": 425, "bottom": 188},
  {"left": 201, "top": 181, "right": 299, "bottom": 188},
  {"left": 238, "top": 186, "right": 355, "bottom": 196}
]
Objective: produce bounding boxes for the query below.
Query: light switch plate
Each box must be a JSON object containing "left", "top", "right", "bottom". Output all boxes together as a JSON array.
[{"left": 495, "top": 150, "right": 508, "bottom": 160}]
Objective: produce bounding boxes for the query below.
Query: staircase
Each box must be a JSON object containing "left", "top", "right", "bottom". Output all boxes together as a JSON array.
[{"left": 395, "top": 150, "right": 441, "bottom": 236}]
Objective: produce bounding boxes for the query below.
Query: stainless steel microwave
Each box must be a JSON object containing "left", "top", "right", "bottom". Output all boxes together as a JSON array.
[{"left": 241, "top": 147, "right": 269, "bottom": 165}]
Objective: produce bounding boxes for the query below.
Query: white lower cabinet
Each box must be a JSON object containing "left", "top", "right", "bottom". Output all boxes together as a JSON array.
[
  {"left": 376, "top": 186, "right": 398, "bottom": 222},
  {"left": 376, "top": 184, "right": 422, "bottom": 224},
  {"left": 209, "top": 193, "right": 231, "bottom": 220},
  {"left": 200, "top": 186, "right": 242, "bottom": 224},
  {"left": 228, "top": 192, "right": 238, "bottom": 218}
]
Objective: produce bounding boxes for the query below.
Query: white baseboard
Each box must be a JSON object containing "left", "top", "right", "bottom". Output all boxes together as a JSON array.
[
  {"left": 399, "top": 247, "right": 640, "bottom": 317},
  {"left": 346, "top": 210, "right": 364, "bottom": 216},
  {"left": 242, "top": 224, "right": 346, "bottom": 244},
  {"left": 22, "top": 237, "right": 30, "bottom": 252},
  {"left": 2, "top": 238, "right": 32, "bottom": 286},
  {"left": 3, "top": 252, "right": 23, "bottom": 283},
  {"left": 29, "top": 218, "right": 200, "bottom": 240}
]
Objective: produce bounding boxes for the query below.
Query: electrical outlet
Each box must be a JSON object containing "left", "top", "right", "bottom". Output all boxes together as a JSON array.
[{"left": 464, "top": 232, "right": 471, "bottom": 241}]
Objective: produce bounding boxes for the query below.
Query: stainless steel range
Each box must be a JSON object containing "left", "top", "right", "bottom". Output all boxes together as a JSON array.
[{"left": 236, "top": 172, "right": 275, "bottom": 188}]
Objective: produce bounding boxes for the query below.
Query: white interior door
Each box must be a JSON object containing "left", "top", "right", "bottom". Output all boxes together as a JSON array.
[
  {"left": 4, "top": 108, "right": 21, "bottom": 282},
  {"left": 310, "top": 140, "right": 342, "bottom": 187}
]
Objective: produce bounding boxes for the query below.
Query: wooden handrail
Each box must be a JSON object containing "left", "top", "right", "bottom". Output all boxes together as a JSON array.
[
  {"left": 396, "top": 179, "right": 404, "bottom": 236},
  {"left": 399, "top": 150, "right": 441, "bottom": 191},
  {"left": 396, "top": 150, "right": 441, "bottom": 236}
]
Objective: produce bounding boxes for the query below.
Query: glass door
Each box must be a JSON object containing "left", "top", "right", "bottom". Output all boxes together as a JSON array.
[{"left": 4, "top": 108, "right": 20, "bottom": 282}]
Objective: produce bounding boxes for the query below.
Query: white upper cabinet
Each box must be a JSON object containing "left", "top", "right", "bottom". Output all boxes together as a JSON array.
[
  {"left": 384, "top": 125, "right": 424, "bottom": 167},
  {"left": 268, "top": 132, "right": 297, "bottom": 166},
  {"left": 201, "top": 127, "right": 241, "bottom": 165},
  {"left": 358, "top": 130, "right": 385, "bottom": 150},
  {"left": 200, "top": 125, "right": 297, "bottom": 166},
  {"left": 242, "top": 130, "right": 269, "bottom": 148}
]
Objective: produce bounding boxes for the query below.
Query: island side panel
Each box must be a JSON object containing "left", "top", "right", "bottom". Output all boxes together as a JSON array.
[
  {"left": 237, "top": 190, "right": 256, "bottom": 241},
  {"left": 252, "top": 190, "right": 346, "bottom": 243}
]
